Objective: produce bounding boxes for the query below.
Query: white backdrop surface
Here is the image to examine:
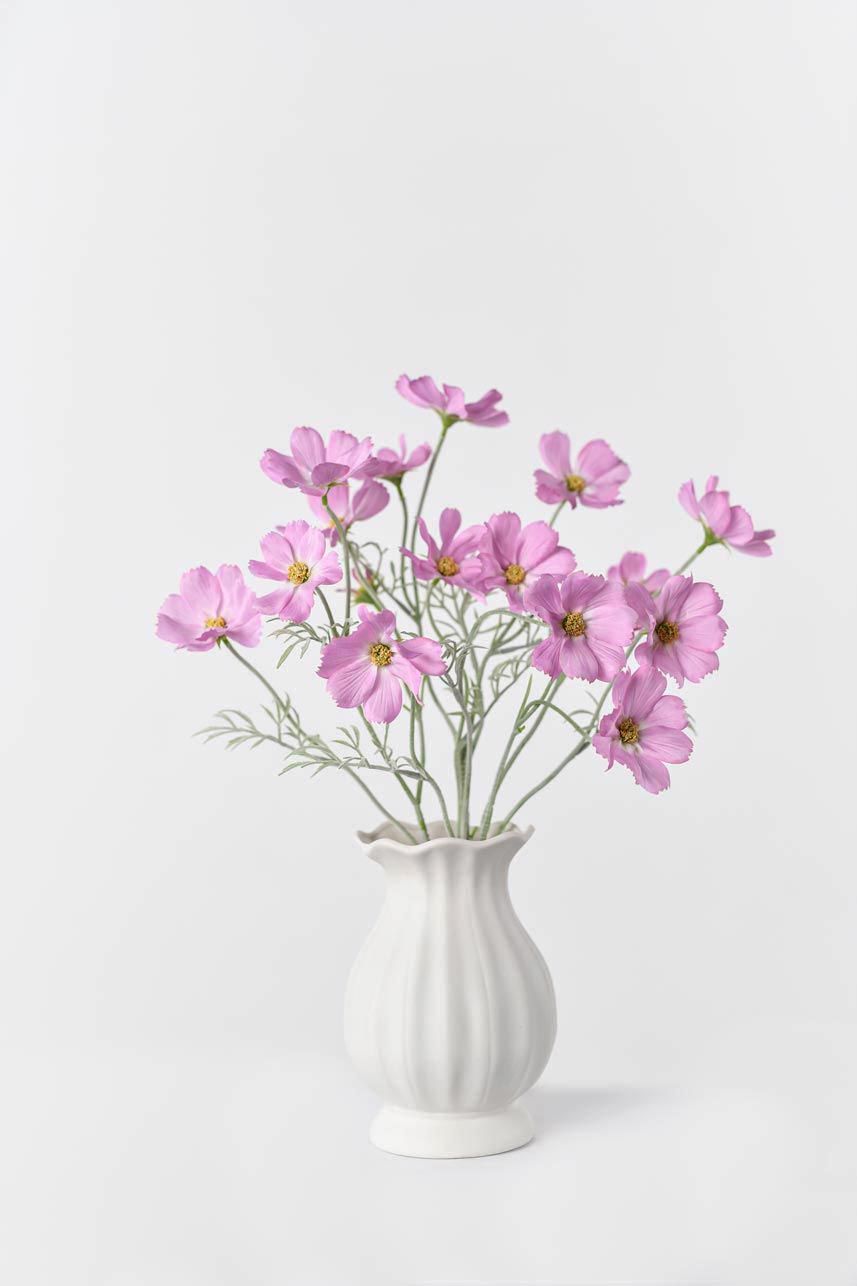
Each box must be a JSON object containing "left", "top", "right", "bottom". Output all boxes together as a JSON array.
[{"left": 1, "top": 2, "right": 856, "bottom": 1283}]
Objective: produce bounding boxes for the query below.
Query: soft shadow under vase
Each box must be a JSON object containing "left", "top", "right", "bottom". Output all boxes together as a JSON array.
[{"left": 344, "top": 822, "right": 557, "bottom": 1158}]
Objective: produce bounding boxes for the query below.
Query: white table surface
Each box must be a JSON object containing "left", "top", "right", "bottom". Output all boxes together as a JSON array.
[{"left": 2, "top": 1046, "right": 854, "bottom": 1286}]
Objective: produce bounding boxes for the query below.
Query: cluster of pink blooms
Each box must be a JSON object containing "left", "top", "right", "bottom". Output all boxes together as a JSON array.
[{"left": 157, "top": 372, "right": 774, "bottom": 797}]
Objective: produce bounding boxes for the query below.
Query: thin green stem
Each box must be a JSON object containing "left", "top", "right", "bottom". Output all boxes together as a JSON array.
[
  {"left": 222, "top": 638, "right": 286, "bottom": 716},
  {"left": 548, "top": 501, "right": 565, "bottom": 528},
  {"left": 358, "top": 709, "right": 428, "bottom": 839},
  {"left": 340, "top": 766, "right": 415, "bottom": 844},
  {"left": 223, "top": 638, "right": 412, "bottom": 843},
  {"left": 501, "top": 675, "right": 563, "bottom": 780},
  {"left": 673, "top": 537, "right": 713, "bottom": 577},
  {"left": 410, "top": 417, "right": 453, "bottom": 547},
  {"left": 498, "top": 738, "right": 591, "bottom": 831},
  {"left": 322, "top": 497, "right": 353, "bottom": 630},
  {"left": 392, "top": 480, "right": 417, "bottom": 618},
  {"left": 409, "top": 696, "right": 426, "bottom": 808},
  {"left": 316, "top": 588, "right": 337, "bottom": 632},
  {"left": 477, "top": 675, "right": 563, "bottom": 839}
]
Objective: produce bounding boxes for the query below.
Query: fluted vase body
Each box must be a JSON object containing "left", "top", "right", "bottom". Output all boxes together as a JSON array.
[{"left": 344, "top": 822, "right": 556, "bottom": 1157}]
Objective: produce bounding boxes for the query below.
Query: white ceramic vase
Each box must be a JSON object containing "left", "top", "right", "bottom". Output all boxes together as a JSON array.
[{"left": 344, "top": 821, "right": 557, "bottom": 1158}]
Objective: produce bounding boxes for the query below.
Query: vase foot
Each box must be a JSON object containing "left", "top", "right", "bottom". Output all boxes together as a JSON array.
[{"left": 369, "top": 1101, "right": 534, "bottom": 1159}]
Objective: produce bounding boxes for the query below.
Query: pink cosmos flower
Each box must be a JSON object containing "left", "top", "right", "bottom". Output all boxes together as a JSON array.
[
  {"left": 308, "top": 478, "right": 389, "bottom": 543},
  {"left": 607, "top": 551, "right": 670, "bottom": 594},
  {"left": 607, "top": 551, "right": 671, "bottom": 628},
  {"left": 395, "top": 375, "right": 509, "bottom": 427},
  {"left": 373, "top": 435, "right": 432, "bottom": 481},
  {"left": 479, "top": 512, "right": 576, "bottom": 612},
  {"left": 524, "top": 572, "right": 636, "bottom": 682},
  {"left": 593, "top": 667, "right": 693, "bottom": 795},
  {"left": 679, "top": 476, "right": 775, "bottom": 557},
  {"left": 156, "top": 565, "right": 262, "bottom": 652},
  {"left": 401, "top": 507, "right": 487, "bottom": 598},
  {"left": 261, "top": 427, "right": 379, "bottom": 497},
  {"left": 248, "top": 521, "right": 342, "bottom": 623},
  {"left": 634, "top": 574, "right": 727, "bottom": 686},
  {"left": 534, "top": 430, "right": 630, "bottom": 509},
  {"left": 317, "top": 607, "right": 446, "bottom": 723}
]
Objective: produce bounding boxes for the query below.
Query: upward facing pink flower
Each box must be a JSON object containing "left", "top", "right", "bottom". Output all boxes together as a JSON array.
[
  {"left": 524, "top": 572, "right": 636, "bottom": 682},
  {"left": 249, "top": 521, "right": 342, "bottom": 623},
  {"left": 396, "top": 374, "right": 509, "bottom": 427},
  {"left": 535, "top": 431, "right": 630, "bottom": 510},
  {"left": 317, "top": 608, "right": 446, "bottom": 723},
  {"left": 308, "top": 478, "right": 389, "bottom": 543},
  {"left": 479, "top": 512, "right": 576, "bottom": 612},
  {"left": 402, "top": 508, "right": 487, "bottom": 598},
  {"left": 373, "top": 435, "right": 432, "bottom": 481},
  {"left": 679, "top": 476, "right": 775, "bottom": 557},
  {"left": 593, "top": 668, "right": 693, "bottom": 795},
  {"left": 634, "top": 574, "right": 727, "bottom": 686},
  {"left": 261, "top": 427, "right": 378, "bottom": 497},
  {"left": 156, "top": 565, "right": 262, "bottom": 652}
]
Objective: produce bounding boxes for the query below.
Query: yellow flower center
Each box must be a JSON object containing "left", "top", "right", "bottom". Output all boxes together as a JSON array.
[
  {"left": 566, "top": 473, "right": 586, "bottom": 493},
  {"left": 437, "top": 556, "right": 459, "bottom": 577},
  {"left": 618, "top": 717, "right": 640, "bottom": 745},
  {"left": 655, "top": 619, "right": 680, "bottom": 645},
  {"left": 504, "top": 563, "right": 526, "bottom": 585},
  {"left": 287, "top": 560, "right": 310, "bottom": 585},
  {"left": 205, "top": 616, "right": 227, "bottom": 629},
  {"left": 369, "top": 642, "right": 393, "bottom": 667},
  {"left": 562, "top": 611, "right": 586, "bottom": 637}
]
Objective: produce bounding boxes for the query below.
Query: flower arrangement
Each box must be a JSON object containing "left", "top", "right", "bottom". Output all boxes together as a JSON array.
[{"left": 157, "top": 374, "right": 774, "bottom": 844}]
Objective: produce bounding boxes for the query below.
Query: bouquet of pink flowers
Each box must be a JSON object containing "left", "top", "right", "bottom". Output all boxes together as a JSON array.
[{"left": 157, "top": 374, "right": 774, "bottom": 844}]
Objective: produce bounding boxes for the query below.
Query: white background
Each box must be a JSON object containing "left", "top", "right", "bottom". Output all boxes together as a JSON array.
[{"left": 2, "top": 2, "right": 856, "bottom": 1283}]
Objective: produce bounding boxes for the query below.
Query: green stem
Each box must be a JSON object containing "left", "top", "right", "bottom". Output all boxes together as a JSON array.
[
  {"left": 500, "top": 675, "right": 563, "bottom": 780},
  {"left": 410, "top": 417, "right": 453, "bottom": 548},
  {"left": 548, "top": 501, "right": 565, "bottom": 528},
  {"left": 409, "top": 696, "right": 426, "bottom": 808},
  {"left": 222, "top": 638, "right": 286, "bottom": 715},
  {"left": 322, "top": 497, "right": 353, "bottom": 630},
  {"left": 223, "top": 638, "right": 413, "bottom": 843},
  {"left": 393, "top": 480, "right": 417, "bottom": 618},
  {"left": 498, "top": 738, "right": 591, "bottom": 831},
  {"left": 673, "top": 537, "right": 712, "bottom": 577},
  {"left": 340, "top": 766, "right": 415, "bottom": 844},
  {"left": 316, "top": 588, "right": 337, "bottom": 632},
  {"left": 477, "top": 675, "right": 562, "bottom": 839},
  {"left": 359, "top": 709, "right": 427, "bottom": 834}
]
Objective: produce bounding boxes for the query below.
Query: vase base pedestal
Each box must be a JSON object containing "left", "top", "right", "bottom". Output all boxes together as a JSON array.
[{"left": 369, "top": 1101, "right": 534, "bottom": 1159}]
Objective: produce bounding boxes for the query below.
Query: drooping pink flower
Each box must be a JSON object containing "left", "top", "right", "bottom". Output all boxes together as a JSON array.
[
  {"left": 679, "top": 476, "right": 775, "bottom": 557},
  {"left": 634, "top": 574, "right": 727, "bottom": 686},
  {"left": 534, "top": 431, "right": 629, "bottom": 510},
  {"left": 401, "top": 507, "right": 486, "bottom": 598},
  {"left": 479, "top": 512, "right": 576, "bottom": 612},
  {"left": 395, "top": 374, "right": 509, "bottom": 427},
  {"left": 317, "top": 607, "right": 446, "bottom": 723},
  {"left": 524, "top": 572, "right": 636, "bottom": 682},
  {"left": 308, "top": 478, "right": 389, "bottom": 543},
  {"left": 156, "top": 565, "right": 262, "bottom": 651},
  {"left": 261, "top": 427, "right": 378, "bottom": 497},
  {"left": 248, "top": 521, "right": 342, "bottom": 623},
  {"left": 593, "top": 667, "right": 693, "bottom": 795},
  {"left": 607, "top": 551, "right": 671, "bottom": 628},
  {"left": 373, "top": 435, "right": 432, "bottom": 481}
]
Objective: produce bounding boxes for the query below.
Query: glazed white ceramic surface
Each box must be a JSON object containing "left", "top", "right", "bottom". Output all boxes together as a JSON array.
[{"left": 344, "top": 822, "right": 556, "bottom": 1158}]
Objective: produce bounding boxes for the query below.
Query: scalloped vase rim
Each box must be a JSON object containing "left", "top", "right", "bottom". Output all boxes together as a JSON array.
[{"left": 356, "top": 820, "right": 535, "bottom": 856}]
